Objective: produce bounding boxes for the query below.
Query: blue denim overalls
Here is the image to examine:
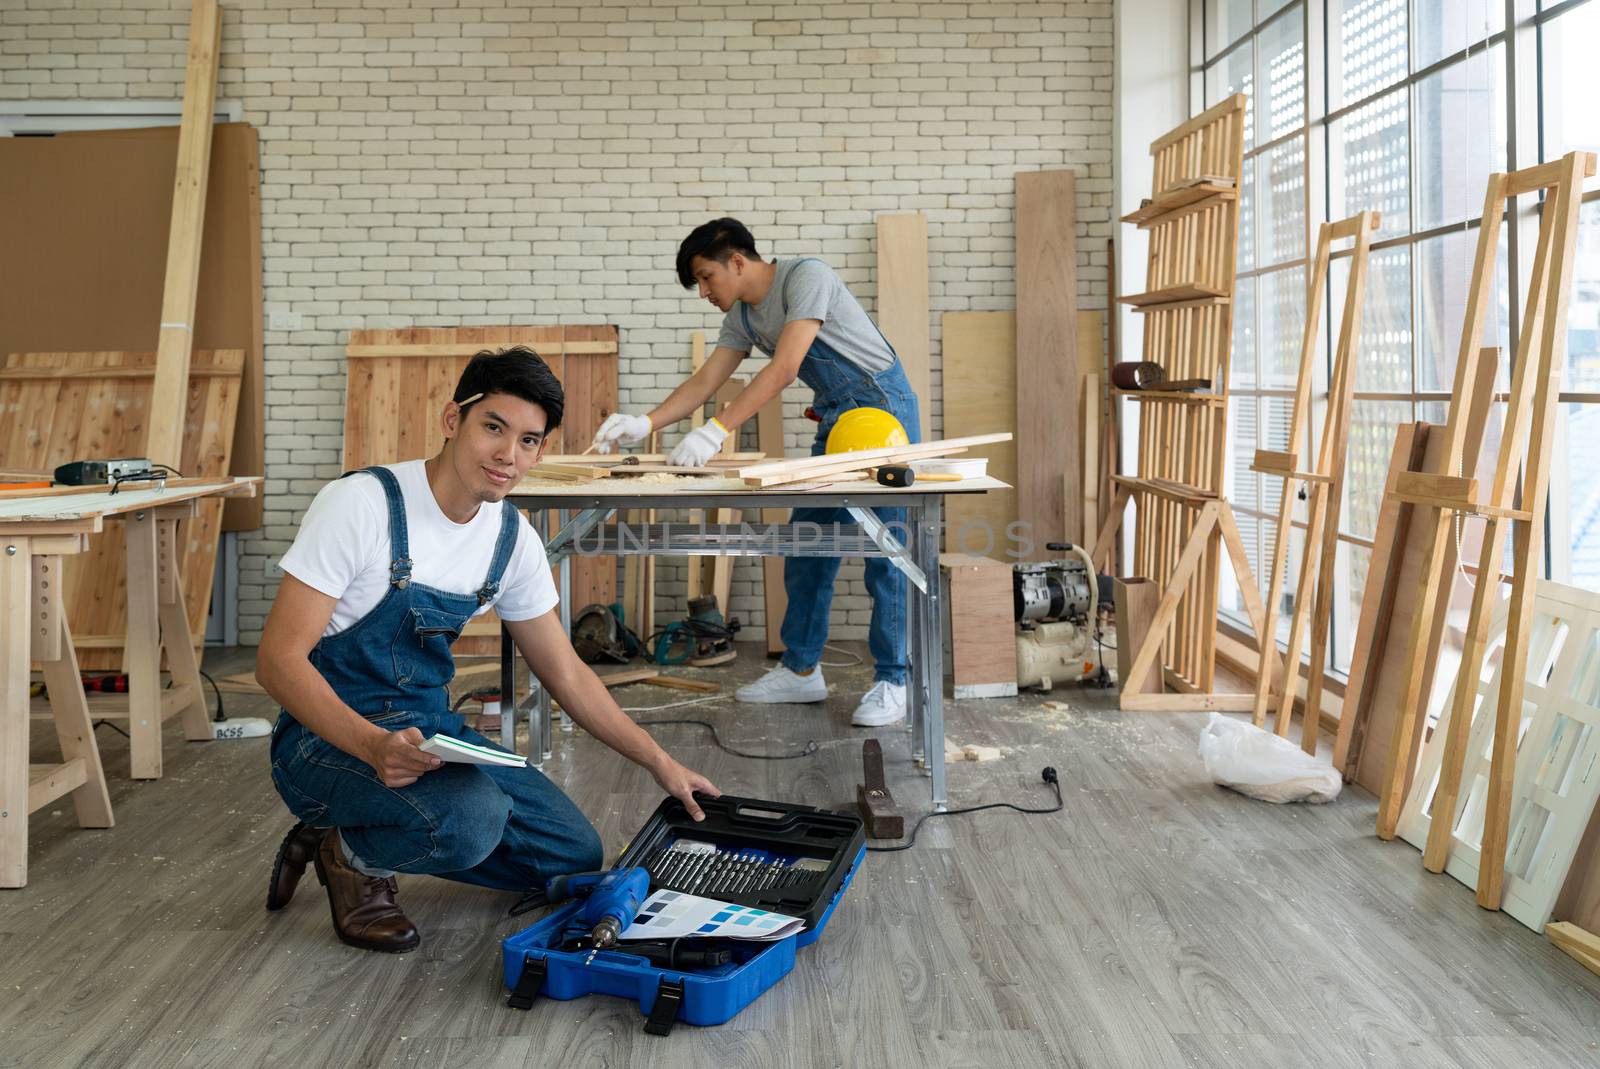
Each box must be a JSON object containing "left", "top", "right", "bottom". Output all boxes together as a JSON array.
[
  {"left": 740, "top": 259, "right": 923, "bottom": 684},
  {"left": 269, "top": 466, "right": 602, "bottom": 888}
]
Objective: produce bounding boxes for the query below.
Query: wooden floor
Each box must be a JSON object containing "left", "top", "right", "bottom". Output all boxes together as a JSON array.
[{"left": 6, "top": 643, "right": 1600, "bottom": 1068}]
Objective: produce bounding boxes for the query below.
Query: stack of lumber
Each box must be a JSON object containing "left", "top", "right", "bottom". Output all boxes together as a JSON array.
[{"left": 735, "top": 433, "right": 1011, "bottom": 488}]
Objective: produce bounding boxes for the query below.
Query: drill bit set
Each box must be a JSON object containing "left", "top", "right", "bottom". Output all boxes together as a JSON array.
[{"left": 642, "top": 839, "right": 831, "bottom": 898}]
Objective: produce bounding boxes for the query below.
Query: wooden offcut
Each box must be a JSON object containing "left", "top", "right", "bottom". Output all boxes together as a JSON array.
[
  {"left": 876, "top": 212, "right": 930, "bottom": 409},
  {"left": 342, "top": 326, "right": 619, "bottom": 655},
  {"left": 1113, "top": 577, "right": 1160, "bottom": 696},
  {"left": 1015, "top": 169, "right": 1079, "bottom": 548},
  {"left": 146, "top": 0, "right": 222, "bottom": 473},
  {"left": 940, "top": 554, "right": 1018, "bottom": 698},
  {"left": 0, "top": 351, "right": 243, "bottom": 669}
]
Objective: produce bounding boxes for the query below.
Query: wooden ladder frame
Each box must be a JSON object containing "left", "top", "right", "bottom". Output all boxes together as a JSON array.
[
  {"left": 1373, "top": 151, "right": 1596, "bottom": 913},
  {"left": 1095, "top": 94, "right": 1259, "bottom": 710},
  {"left": 1248, "top": 212, "right": 1379, "bottom": 752}
]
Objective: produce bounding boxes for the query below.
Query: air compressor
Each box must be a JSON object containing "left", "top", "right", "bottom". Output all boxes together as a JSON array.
[{"left": 1012, "top": 543, "right": 1112, "bottom": 691}]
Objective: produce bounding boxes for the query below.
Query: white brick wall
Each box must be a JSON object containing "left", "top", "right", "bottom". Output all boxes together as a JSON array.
[{"left": 6, "top": 0, "right": 1115, "bottom": 646}]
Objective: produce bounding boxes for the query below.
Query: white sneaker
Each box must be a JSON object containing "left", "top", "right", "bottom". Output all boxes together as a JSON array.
[
  {"left": 851, "top": 681, "right": 907, "bottom": 727},
  {"left": 735, "top": 665, "right": 828, "bottom": 704}
]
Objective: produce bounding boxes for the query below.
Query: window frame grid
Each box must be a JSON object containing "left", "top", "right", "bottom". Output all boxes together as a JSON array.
[{"left": 1189, "top": 0, "right": 1597, "bottom": 682}]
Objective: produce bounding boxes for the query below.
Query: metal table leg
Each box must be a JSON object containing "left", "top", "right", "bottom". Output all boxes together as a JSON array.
[
  {"left": 906, "top": 500, "right": 926, "bottom": 765},
  {"left": 918, "top": 496, "right": 948, "bottom": 808}
]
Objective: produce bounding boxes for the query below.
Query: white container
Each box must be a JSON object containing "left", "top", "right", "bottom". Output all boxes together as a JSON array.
[{"left": 911, "top": 457, "right": 987, "bottom": 478}]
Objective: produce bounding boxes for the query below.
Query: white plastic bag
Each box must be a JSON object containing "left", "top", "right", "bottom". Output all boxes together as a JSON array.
[{"left": 1197, "top": 713, "right": 1342, "bottom": 804}]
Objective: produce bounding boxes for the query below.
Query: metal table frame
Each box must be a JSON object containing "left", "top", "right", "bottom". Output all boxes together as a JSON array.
[{"left": 499, "top": 487, "right": 952, "bottom": 806}]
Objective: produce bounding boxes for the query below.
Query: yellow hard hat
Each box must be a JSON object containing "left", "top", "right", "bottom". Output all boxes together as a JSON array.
[{"left": 825, "top": 407, "right": 909, "bottom": 454}]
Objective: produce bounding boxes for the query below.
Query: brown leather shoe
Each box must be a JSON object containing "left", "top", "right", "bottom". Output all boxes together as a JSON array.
[
  {"left": 266, "top": 822, "right": 327, "bottom": 911},
  {"left": 313, "top": 831, "right": 421, "bottom": 953}
]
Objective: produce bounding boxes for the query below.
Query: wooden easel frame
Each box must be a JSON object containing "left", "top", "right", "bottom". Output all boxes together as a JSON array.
[
  {"left": 1373, "top": 152, "right": 1596, "bottom": 913},
  {"left": 1248, "top": 212, "right": 1379, "bottom": 751}
]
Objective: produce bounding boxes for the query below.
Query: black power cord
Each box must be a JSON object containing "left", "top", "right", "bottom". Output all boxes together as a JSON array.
[
  {"left": 636, "top": 718, "right": 819, "bottom": 761},
  {"left": 866, "top": 767, "right": 1062, "bottom": 853}
]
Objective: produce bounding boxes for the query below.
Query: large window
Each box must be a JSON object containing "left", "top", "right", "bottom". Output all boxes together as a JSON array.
[{"left": 1197, "top": 0, "right": 1600, "bottom": 681}]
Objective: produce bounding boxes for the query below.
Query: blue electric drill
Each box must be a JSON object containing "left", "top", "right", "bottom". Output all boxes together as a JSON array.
[{"left": 544, "top": 867, "right": 650, "bottom": 960}]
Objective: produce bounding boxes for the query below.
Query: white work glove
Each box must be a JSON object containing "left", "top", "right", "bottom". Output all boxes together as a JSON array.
[
  {"left": 669, "top": 419, "right": 730, "bottom": 468},
  {"left": 591, "top": 412, "right": 653, "bottom": 454}
]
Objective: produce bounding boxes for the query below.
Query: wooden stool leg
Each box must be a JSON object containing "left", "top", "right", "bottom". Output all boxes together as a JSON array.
[
  {"left": 125, "top": 511, "right": 164, "bottom": 780},
  {"left": 158, "top": 519, "right": 210, "bottom": 741},
  {"left": 1, "top": 538, "right": 31, "bottom": 887},
  {"left": 39, "top": 611, "right": 113, "bottom": 829}
]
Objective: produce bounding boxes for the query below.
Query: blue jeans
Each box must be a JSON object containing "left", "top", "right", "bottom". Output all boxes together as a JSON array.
[
  {"left": 780, "top": 507, "right": 909, "bottom": 685},
  {"left": 271, "top": 709, "right": 603, "bottom": 890}
]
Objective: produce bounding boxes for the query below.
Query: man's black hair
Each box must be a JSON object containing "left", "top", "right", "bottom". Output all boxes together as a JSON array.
[
  {"left": 453, "top": 346, "right": 564, "bottom": 430},
  {"left": 676, "top": 217, "right": 761, "bottom": 288}
]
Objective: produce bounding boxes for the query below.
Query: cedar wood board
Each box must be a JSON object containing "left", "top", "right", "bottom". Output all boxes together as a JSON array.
[
  {"left": 0, "top": 125, "right": 265, "bottom": 531},
  {"left": 1, "top": 350, "right": 243, "bottom": 669},
  {"left": 1015, "top": 169, "right": 1079, "bottom": 548},
  {"left": 342, "top": 326, "right": 617, "bottom": 656}
]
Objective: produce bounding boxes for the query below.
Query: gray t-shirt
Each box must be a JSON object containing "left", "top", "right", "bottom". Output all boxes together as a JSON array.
[{"left": 715, "top": 258, "right": 894, "bottom": 375}]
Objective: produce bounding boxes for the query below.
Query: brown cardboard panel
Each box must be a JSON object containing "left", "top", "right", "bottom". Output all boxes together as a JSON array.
[{"left": 0, "top": 124, "right": 264, "bottom": 529}]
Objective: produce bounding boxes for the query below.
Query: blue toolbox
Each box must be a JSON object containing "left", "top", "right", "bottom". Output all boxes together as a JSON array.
[{"left": 502, "top": 794, "right": 866, "bottom": 1035}]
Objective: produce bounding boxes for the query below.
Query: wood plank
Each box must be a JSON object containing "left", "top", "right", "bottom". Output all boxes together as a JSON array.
[
  {"left": 1016, "top": 168, "right": 1079, "bottom": 551},
  {"left": 1333, "top": 422, "right": 1427, "bottom": 775},
  {"left": 0, "top": 540, "right": 29, "bottom": 885},
  {"left": 1118, "top": 285, "right": 1229, "bottom": 309},
  {"left": 146, "top": 0, "right": 221, "bottom": 471},
  {"left": 756, "top": 394, "right": 787, "bottom": 655},
  {"left": 876, "top": 212, "right": 930, "bottom": 411},
  {"left": 942, "top": 311, "right": 1018, "bottom": 559},
  {"left": 738, "top": 434, "right": 1010, "bottom": 487}
]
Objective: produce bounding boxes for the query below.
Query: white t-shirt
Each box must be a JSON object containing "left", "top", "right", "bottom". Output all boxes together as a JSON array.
[{"left": 278, "top": 460, "right": 558, "bottom": 637}]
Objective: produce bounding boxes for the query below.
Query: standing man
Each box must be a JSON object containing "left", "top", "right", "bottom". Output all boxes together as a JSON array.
[
  {"left": 256, "top": 347, "right": 719, "bottom": 953},
  {"left": 591, "top": 218, "right": 921, "bottom": 727}
]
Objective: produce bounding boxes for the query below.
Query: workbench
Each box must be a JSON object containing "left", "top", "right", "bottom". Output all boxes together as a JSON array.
[
  {"left": 500, "top": 475, "right": 1009, "bottom": 808},
  {"left": 0, "top": 476, "right": 261, "bottom": 887}
]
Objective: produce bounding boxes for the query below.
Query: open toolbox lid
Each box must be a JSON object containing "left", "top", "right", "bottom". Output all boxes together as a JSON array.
[{"left": 615, "top": 793, "right": 866, "bottom": 933}]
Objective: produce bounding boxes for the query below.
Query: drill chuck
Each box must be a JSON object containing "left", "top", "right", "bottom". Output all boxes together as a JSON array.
[{"left": 591, "top": 915, "right": 623, "bottom": 948}]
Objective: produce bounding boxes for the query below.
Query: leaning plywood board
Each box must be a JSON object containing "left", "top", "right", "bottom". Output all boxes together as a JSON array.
[
  {"left": 942, "top": 310, "right": 1103, "bottom": 560},
  {"left": 1016, "top": 169, "right": 1079, "bottom": 549},
  {"left": 0, "top": 351, "right": 242, "bottom": 669},
  {"left": 942, "top": 312, "right": 1018, "bottom": 558},
  {"left": 343, "top": 326, "right": 618, "bottom": 655},
  {"left": 0, "top": 125, "right": 266, "bottom": 531},
  {"left": 876, "top": 213, "right": 930, "bottom": 413}
]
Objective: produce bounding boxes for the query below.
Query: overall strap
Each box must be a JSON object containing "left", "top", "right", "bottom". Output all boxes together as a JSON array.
[
  {"left": 475, "top": 500, "right": 522, "bottom": 606},
  {"left": 340, "top": 467, "right": 413, "bottom": 589}
]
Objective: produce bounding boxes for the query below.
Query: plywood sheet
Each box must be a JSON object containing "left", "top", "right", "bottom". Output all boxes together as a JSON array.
[
  {"left": 876, "top": 213, "right": 930, "bottom": 416},
  {"left": 941, "top": 312, "right": 1017, "bottom": 560},
  {"left": 1015, "top": 169, "right": 1079, "bottom": 549}
]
